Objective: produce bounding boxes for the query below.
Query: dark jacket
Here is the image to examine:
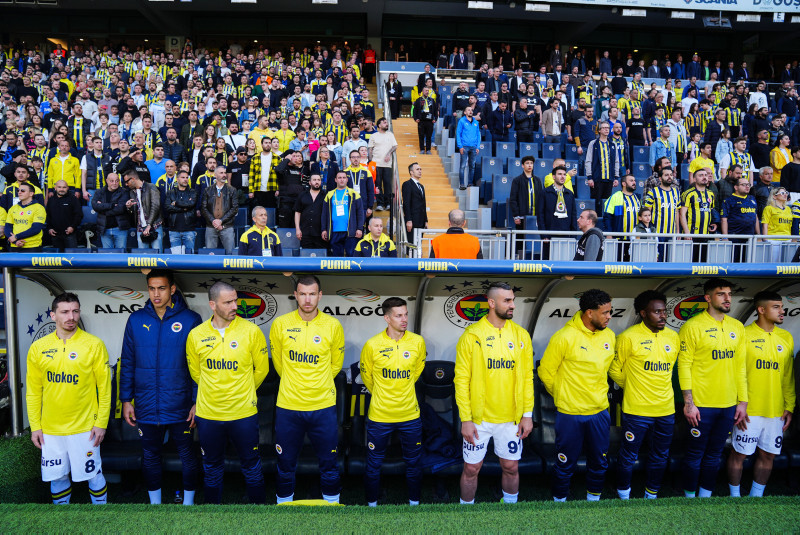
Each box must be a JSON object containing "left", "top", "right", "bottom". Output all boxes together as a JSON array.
[
  {"left": 128, "top": 181, "right": 162, "bottom": 228},
  {"left": 119, "top": 292, "right": 202, "bottom": 425},
  {"left": 401, "top": 178, "right": 428, "bottom": 231},
  {"left": 238, "top": 225, "right": 283, "bottom": 256},
  {"left": 574, "top": 227, "right": 604, "bottom": 261},
  {"left": 275, "top": 159, "right": 307, "bottom": 198},
  {"left": 509, "top": 172, "right": 545, "bottom": 221},
  {"left": 163, "top": 140, "right": 187, "bottom": 164},
  {"left": 538, "top": 185, "right": 577, "bottom": 232},
  {"left": 413, "top": 96, "right": 438, "bottom": 122},
  {"left": 46, "top": 192, "right": 82, "bottom": 234},
  {"left": 321, "top": 187, "right": 365, "bottom": 238},
  {"left": 164, "top": 186, "right": 198, "bottom": 231},
  {"left": 92, "top": 186, "right": 131, "bottom": 233},
  {"left": 201, "top": 183, "right": 239, "bottom": 228},
  {"left": 490, "top": 107, "right": 513, "bottom": 137},
  {"left": 513, "top": 108, "right": 537, "bottom": 134},
  {"left": 310, "top": 159, "right": 340, "bottom": 192}
]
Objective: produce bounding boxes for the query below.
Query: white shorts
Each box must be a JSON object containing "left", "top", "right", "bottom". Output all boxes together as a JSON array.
[
  {"left": 462, "top": 421, "right": 522, "bottom": 464},
  {"left": 41, "top": 431, "right": 102, "bottom": 483},
  {"left": 731, "top": 416, "right": 784, "bottom": 456}
]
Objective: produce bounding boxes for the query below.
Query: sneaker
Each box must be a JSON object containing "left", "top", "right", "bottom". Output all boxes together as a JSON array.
[
  {"left": 376, "top": 205, "right": 384, "bottom": 211},
  {"left": 459, "top": 186, "right": 466, "bottom": 190}
]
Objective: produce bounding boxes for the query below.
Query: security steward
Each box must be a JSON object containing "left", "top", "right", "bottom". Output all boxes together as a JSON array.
[{"left": 430, "top": 209, "right": 483, "bottom": 259}]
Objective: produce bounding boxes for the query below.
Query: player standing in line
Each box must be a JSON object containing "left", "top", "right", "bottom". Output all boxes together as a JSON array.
[
  {"left": 120, "top": 269, "right": 202, "bottom": 505},
  {"left": 538, "top": 289, "right": 615, "bottom": 502},
  {"left": 678, "top": 278, "right": 748, "bottom": 498},
  {"left": 609, "top": 290, "right": 680, "bottom": 500},
  {"left": 269, "top": 275, "right": 345, "bottom": 504},
  {"left": 359, "top": 297, "right": 426, "bottom": 506},
  {"left": 727, "top": 291, "right": 795, "bottom": 497},
  {"left": 455, "top": 282, "right": 534, "bottom": 505},
  {"left": 186, "top": 281, "right": 269, "bottom": 504},
  {"left": 26, "top": 293, "right": 111, "bottom": 504}
]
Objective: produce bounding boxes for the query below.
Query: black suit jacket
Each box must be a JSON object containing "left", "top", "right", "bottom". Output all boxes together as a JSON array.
[
  {"left": 417, "top": 72, "right": 436, "bottom": 90},
  {"left": 401, "top": 178, "right": 428, "bottom": 232}
]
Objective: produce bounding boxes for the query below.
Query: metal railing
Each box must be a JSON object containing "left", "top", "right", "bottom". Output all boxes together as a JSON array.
[
  {"left": 414, "top": 228, "right": 799, "bottom": 263},
  {"left": 382, "top": 81, "right": 410, "bottom": 258}
]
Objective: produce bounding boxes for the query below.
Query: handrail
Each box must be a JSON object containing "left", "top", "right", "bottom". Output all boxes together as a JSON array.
[{"left": 382, "top": 81, "right": 409, "bottom": 257}]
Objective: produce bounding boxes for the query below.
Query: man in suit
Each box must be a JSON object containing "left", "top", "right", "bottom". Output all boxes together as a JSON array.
[
  {"left": 686, "top": 55, "right": 702, "bottom": 81},
  {"left": 402, "top": 162, "right": 428, "bottom": 243},
  {"left": 550, "top": 65, "right": 565, "bottom": 88},
  {"left": 646, "top": 60, "right": 660, "bottom": 79},
  {"left": 453, "top": 48, "right": 469, "bottom": 70},
  {"left": 737, "top": 62, "right": 750, "bottom": 82},
  {"left": 725, "top": 62, "right": 737, "bottom": 81},
  {"left": 416, "top": 64, "right": 436, "bottom": 91},
  {"left": 660, "top": 60, "right": 674, "bottom": 80},
  {"left": 550, "top": 44, "right": 563, "bottom": 70}
]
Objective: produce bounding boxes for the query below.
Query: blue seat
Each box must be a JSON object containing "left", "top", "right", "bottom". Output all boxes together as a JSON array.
[
  {"left": 492, "top": 175, "right": 513, "bottom": 227},
  {"left": 276, "top": 228, "right": 300, "bottom": 249},
  {"left": 81, "top": 205, "right": 98, "bottom": 225},
  {"left": 507, "top": 159, "right": 522, "bottom": 177},
  {"left": 97, "top": 248, "right": 126, "bottom": 254},
  {"left": 65, "top": 247, "right": 93, "bottom": 253},
  {"left": 197, "top": 248, "right": 226, "bottom": 255},
  {"left": 632, "top": 163, "right": 650, "bottom": 180},
  {"left": 282, "top": 248, "right": 300, "bottom": 257},
  {"left": 299, "top": 248, "right": 327, "bottom": 257},
  {"left": 542, "top": 143, "right": 560, "bottom": 159},
  {"left": 679, "top": 163, "right": 690, "bottom": 181},
  {"left": 495, "top": 142, "right": 515, "bottom": 161},
  {"left": 478, "top": 141, "right": 491, "bottom": 157},
  {"left": 481, "top": 157, "right": 503, "bottom": 182},
  {"left": 576, "top": 176, "right": 590, "bottom": 199},
  {"left": 439, "top": 85, "right": 451, "bottom": 95},
  {"left": 129, "top": 248, "right": 160, "bottom": 254},
  {"left": 575, "top": 198, "right": 595, "bottom": 213},
  {"left": 565, "top": 144, "right": 579, "bottom": 160},
  {"left": 519, "top": 143, "right": 540, "bottom": 159},
  {"left": 533, "top": 132, "right": 544, "bottom": 143},
  {"left": 234, "top": 207, "right": 248, "bottom": 227},
  {"left": 632, "top": 145, "right": 649, "bottom": 163},
  {"left": 535, "top": 159, "right": 553, "bottom": 175},
  {"left": 564, "top": 160, "right": 579, "bottom": 174}
]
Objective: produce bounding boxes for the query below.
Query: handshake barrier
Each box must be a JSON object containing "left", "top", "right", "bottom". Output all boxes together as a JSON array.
[{"left": 2, "top": 253, "right": 799, "bottom": 476}]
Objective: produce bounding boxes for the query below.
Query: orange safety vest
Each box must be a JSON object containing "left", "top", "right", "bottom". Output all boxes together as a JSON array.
[{"left": 432, "top": 231, "right": 481, "bottom": 259}]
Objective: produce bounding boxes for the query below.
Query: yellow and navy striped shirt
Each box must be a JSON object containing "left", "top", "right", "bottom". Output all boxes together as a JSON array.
[
  {"left": 644, "top": 186, "right": 680, "bottom": 234},
  {"left": 681, "top": 186, "right": 715, "bottom": 234}
]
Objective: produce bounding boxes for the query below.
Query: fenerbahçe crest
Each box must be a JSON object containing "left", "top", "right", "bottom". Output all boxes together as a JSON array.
[{"left": 234, "top": 286, "right": 278, "bottom": 326}]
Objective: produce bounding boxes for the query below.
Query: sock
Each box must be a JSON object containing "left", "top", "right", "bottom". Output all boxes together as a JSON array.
[
  {"left": 684, "top": 490, "right": 696, "bottom": 498},
  {"left": 409, "top": 500, "right": 419, "bottom": 506},
  {"left": 698, "top": 487, "right": 712, "bottom": 498},
  {"left": 587, "top": 492, "right": 601, "bottom": 502},
  {"left": 554, "top": 496, "right": 567, "bottom": 502},
  {"left": 644, "top": 491, "right": 657, "bottom": 499},
  {"left": 749, "top": 482, "right": 766, "bottom": 497},
  {"left": 368, "top": 501, "right": 378, "bottom": 507},
  {"left": 460, "top": 498, "right": 474, "bottom": 505},
  {"left": 183, "top": 490, "right": 195, "bottom": 506},
  {"left": 617, "top": 488, "right": 631, "bottom": 500},
  {"left": 88, "top": 472, "right": 108, "bottom": 505},
  {"left": 276, "top": 493, "right": 294, "bottom": 504},
  {"left": 501, "top": 490, "right": 518, "bottom": 504},
  {"left": 729, "top": 484, "right": 741, "bottom": 497},
  {"left": 322, "top": 493, "right": 340, "bottom": 504},
  {"left": 148, "top": 489, "right": 162, "bottom": 504},
  {"left": 50, "top": 476, "right": 72, "bottom": 505}
]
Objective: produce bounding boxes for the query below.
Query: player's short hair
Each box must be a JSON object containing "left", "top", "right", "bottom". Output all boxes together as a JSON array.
[
  {"left": 486, "top": 282, "right": 512, "bottom": 301},
  {"left": 146, "top": 269, "right": 175, "bottom": 287},
  {"left": 634, "top": 290, "right": 667, "bottom": 315},
  {"left": 753, "top": 290, "right": 782, "bottom": 309},
  {"left": 703, "top": 278, "right": 733, "bottom": 296},
  {"left": 208, "top": 280, "right": 235, "bottom": 302},
  {"left": 382, "top": 297, "right": 407, "bottom": 315},
  {"left": 295, "top": 274, "right": 321, "bottom": 292},
  {"left": 52, "top": 292, "right": 80, "bottom": 313},
  {"left": 579, "top": 289, "right": 611, "bottom": 312}
]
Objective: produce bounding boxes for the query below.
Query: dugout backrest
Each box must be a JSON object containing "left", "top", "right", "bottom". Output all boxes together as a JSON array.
[{"left": 416, "top": 361, "right": 459, "bottom": 436}]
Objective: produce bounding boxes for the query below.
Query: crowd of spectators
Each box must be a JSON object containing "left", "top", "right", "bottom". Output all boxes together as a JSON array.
[{"left": 0, "top": 40, "right": 405, "bottom": 257}]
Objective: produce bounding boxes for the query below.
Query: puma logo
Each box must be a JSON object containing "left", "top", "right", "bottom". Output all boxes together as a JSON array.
[{"left": 143, "top": 324, "right": 151, "bottom": 332}]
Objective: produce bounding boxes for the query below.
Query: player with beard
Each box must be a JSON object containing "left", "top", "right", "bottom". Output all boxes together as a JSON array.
[
  {"left": 539, "top": 289, "right": 616, "bottom": 501},
  {"left": 454, "top": 283, "right": 534, "bottom": 505}
]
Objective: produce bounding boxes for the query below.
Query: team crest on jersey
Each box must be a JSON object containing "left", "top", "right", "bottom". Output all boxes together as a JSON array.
[
  {"left": 664, "top": 344, "right": 672, "bottom": 353},
  {"left": 26, "top": 210, "right": 31, "bottom": 215},
  {"left": 729, "top": 332, "right": 736, "bottom": 339},
  {"left": 86, "top": 451, "right": 94, "bottom": 457},
  {"left": 777, "top": 344, "right": 784, "bottom": 353},
  {"left": 368, "top": 442, "right": 375, "bottom": 450},
  {"left": 604, "top": 343, "right": 610, "bottom": 350},
  {"left": 625, "top": 431, "right": 635, "bottom": 442},
  {"left": 275, "top": 444, "right": 283, "bottom": 454},
  {"left": 403, "top": 351, "right": 411, "bottom": 359},
  {"left": 313, "top": 335, "right": 322, "bottom": 344},
  {"left": 690, "top": 428, "right": 701, "bottom": 438},
  {"left": 230, "top": 341, "right": 238, "bottom": 349},
  {"left": 68, "top": 352, "right": 78, "bottom": 360},
  {"left": 138, "top": 428, "right": 143, "bottom": 437},
  {"left": 557, "top": 453, "right": 567, "bottom": 463},
  {"left": 435, "top": 368, "right": 445, "bottom": 380},
  {"left": 171, "top": 322, "right": 182, "bottom": 333},
  {"left": 507, "top": 341, "right": 514, "bottom": 350}
]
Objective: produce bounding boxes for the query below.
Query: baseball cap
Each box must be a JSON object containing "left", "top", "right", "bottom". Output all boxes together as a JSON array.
[{"left": 236, "top": 146, "right": 247, "bottom": 154}]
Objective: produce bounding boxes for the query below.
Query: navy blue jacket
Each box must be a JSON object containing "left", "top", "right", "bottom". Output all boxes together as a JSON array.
[{"left": 119, "top": 292, "right": 202, "bottom": 425}]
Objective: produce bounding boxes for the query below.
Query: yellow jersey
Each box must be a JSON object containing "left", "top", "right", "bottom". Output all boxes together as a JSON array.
[
  {"left": 359, "top": 330, "right": 426, "bottom": 423},
  {"left": 538, "top": 312, "right": 616, "bottom": 416},
  {"left": 26, "top": 329, "right": 111, "bottom": 435},
  {"left": 269, "top": 310, "right": 345, "bottom": 411},
  {"left": 6, "top": 202, "right": 47, "bottom": 249},
  {"left": 186, "top": 316, "right": 269, "bottom": 421},
  {"left": 609, "top": 322, "right": 680, "bottom": 417},
  {"left": 688, "top": 156, "right": 715, "bottom": 178},
  {"left": 678, "top": 311, "right": 747, "bottom": 408},
  {"left": 761, "top": 205, "right": 793, "bottom": 239},
  {"left": 46, "top": 154, "right": 82, "bottom": 189},
  {"left": 742, "top": 322, "right": 795, "bottom": 418},
  {"left": 454, "top": 316, "right": 534, "bottom": 425}
]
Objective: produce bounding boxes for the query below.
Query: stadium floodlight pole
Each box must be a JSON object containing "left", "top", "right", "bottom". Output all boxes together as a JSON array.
[{"left": 4, "top": 267, "right": 22, "bottom": 436}]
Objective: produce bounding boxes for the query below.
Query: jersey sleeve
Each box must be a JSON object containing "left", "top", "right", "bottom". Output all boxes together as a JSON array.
[
  {"left": 609, "top": 332, "right": 630, "bottom": 388},
  {"left": 269, "top": 318, "right": 284, "bottom": 377},
  {"left": 677, "top": 323, "right": 696, "bottom": 393},
  {"left": 538, "top": 331, "right": 566, "bottom": 397},
  {"left": 119, "top": 318, "right": 136, "bottom": 403},
  {"left": 93, "top": 341, "right": 112, "bottom": 429},
  {"left": 522, "top": 331, "right": 535, "bottom": 414},
  {"left": 359, "top": 339, "right": 375, "bottom": 394},
  {"left": 453, "top": 332, "right": 475, "bottom": 422},
  {"left": 734, "top": 325, "right": 748, "bottom": 403},
  {"left": 331, "top": 320, "right": 345, "bottom": 379},
  {"left": 414, "top": 336, "right": 427, "bottom": 383},
  {"left": 252, "top": 327, "right": 269, "bottom": 389},
  {"left": 783, "top": 337, "right": 796, "bottom": 413},
  {"left": 25, "top": 344, "right": 43, "bottom": 433}
]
